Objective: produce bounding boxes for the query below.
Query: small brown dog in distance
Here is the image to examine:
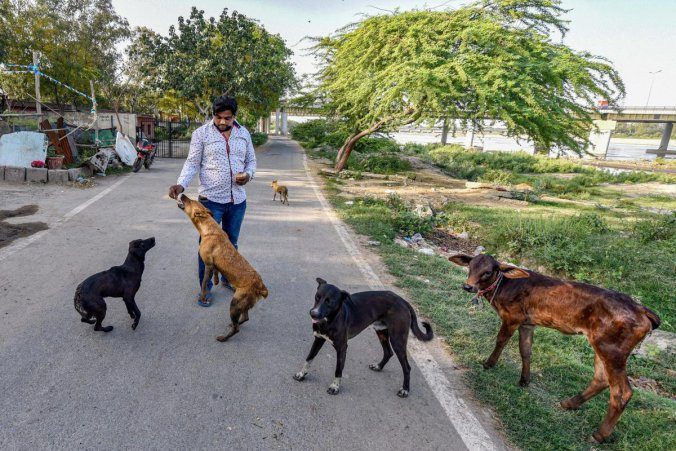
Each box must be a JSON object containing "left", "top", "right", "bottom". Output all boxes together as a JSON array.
[
  {"left": 449, "top": 253, "right": 661, "bottom": 443},
  {"left": 177, "top": 194, "right": 268, "bottom": 341},
  {"left": 271, "top": 180, "right": 289, "bottom": 205}
]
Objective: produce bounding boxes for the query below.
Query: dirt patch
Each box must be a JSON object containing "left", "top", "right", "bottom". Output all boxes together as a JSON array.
[
  {"left": 424, "top": 228, "right": 480, "bottom": 255},
  {"left": 628, "top": 375, "right": 675, "bottom": 400},
  {"left": 0, "top": 205, "right": 49, "bottom": 248},
  {"left": 601, "top": 182, "right": 676, "bottom": 198}
]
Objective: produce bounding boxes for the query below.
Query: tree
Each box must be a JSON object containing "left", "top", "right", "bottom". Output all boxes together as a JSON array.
[
  {"left": 0, "top": 0, "right": 130, "bottom": 111},
  {"left": 0, "top": 0, "right": 11, "bottom": 62},
  {"left": 312, "top": 0, "right": 625, "bottom": 171},
  {"left": 128, "top": 7, "right": 296, "bottom": 120}
]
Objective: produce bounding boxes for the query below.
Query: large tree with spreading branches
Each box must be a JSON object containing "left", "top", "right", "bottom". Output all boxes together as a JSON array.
[
  {"left": 311, "top": 0, "right": 625, "bottom": 171},
  {"left": 128, "top": 7, "right": 296, "bottom": 120}
]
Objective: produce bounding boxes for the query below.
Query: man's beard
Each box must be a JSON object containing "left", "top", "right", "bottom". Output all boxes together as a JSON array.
[{"left": 217, "top": 124, "right": 233, "bottom": 132}]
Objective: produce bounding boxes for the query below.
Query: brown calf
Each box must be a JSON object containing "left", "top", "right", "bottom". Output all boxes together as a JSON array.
[{"left": 449, "top": 253, "right": 661, "bottom": 443}]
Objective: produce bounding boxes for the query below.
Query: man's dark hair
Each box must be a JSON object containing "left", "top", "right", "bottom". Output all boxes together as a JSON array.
[{"left": 212, "top": 95, "right": 238, "bottom": 115}]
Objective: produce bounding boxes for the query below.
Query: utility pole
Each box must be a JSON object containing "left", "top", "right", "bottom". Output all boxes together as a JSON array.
[
  {"left": 32, "top": 51, "right": 42, "bottom": 118},
  {"left": 645, "top": 69, "right": 662, "bottom": 108}
]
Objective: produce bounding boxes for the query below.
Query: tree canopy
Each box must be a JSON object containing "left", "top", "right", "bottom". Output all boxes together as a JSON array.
[
  {"left": 128, "top": 7, "right": 296, "bottom": 120},
  {"left": 0, "top": 0, "right": 130, "bottom": 111},
  {"left": 312, "top": 0, "right": 625, "bottom": 170}
]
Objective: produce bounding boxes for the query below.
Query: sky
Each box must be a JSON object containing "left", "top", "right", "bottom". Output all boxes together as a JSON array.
[{"left": 111, "top": 0, "right": 676, "bottom": 106}]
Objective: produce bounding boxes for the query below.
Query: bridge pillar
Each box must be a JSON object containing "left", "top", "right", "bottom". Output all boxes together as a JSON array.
[
  {"left": 281, "top": 110, "right": 288, "bottom": 136},
  {"left": 655, "top": 122, "right": 673, "bottom": 157},
  {"left": 587, "top": 120, "right": 616, "bottom": 159}
]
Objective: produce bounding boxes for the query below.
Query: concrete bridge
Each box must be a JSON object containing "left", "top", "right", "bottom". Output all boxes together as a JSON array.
[
  {"left": 589, "top": 106, "right": 676, "bottom": 158},
  {"left": 256, "top": 105, "right": 324, "bottom": 136}
]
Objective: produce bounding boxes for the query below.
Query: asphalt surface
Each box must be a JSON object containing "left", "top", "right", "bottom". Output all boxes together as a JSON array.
[{"left": 0, "top": 137, "right": 505, "bottom": 450}]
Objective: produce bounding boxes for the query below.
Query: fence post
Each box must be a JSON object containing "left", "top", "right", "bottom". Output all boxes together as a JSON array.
[
  {"left": 32, "top": 51, "right": 42, "bottom": 119},
  {"left": 168, "top": 121, "right": 173, "bottom": 158}
]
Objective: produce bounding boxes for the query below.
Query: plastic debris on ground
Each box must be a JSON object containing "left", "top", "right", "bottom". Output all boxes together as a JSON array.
[{"left": 114, "top": 132, "right": 137, "bottom": 166}]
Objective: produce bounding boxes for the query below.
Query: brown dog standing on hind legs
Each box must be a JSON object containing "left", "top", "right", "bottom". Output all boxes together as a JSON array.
[
  {"left": 271, "top": 180, "right": 289, "bottom": 205},
  {"left": 449, "top": 253, "right": 661, "bottom": 443},
  {"left": 177, "top": 194, "right": 268, "bottom": 341}
]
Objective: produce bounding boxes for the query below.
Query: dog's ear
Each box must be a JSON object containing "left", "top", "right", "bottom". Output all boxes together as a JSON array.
[
  {"left": 206, "top": 209, "right": 214, "bottom": 217},
  {"left": 499, "top": 263, "right": 530, "bottom": 279},
  {"left": 449, "top": 254, "right": 473, "bottom": 267},
  {"left": 316, "top": 277, "right": 327, "bottom": 287}
]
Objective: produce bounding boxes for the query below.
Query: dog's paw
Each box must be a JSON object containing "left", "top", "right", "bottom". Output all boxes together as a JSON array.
[
  {"left": 327, "top": 384, "right": 340, "bottom": 395},
  {"left": 131, "top": 321, "right": 139, "bottom": 330},
  {"left": 98, "top": 325, "right": 113, "bottom": 332},
  {"left": 293, "top": 372, "right": 306, "bottom": 382},
  {"left": 482, "top": 360, "right": 496, "bottom": 370},
  {"left": 591, "top": 431, "right": 607, "bottom": 444},
  {"left": 518, "top": 377, "right": 530, "bottom": 387},
  {"left": 560, "top": 397, "right": 581, "bottom": 410},
  {"left": 368, "top": 363, "right": 382, "bottom": 372},
  {"left": 397, "top": 389, "right": 409, "bottom": 398}
]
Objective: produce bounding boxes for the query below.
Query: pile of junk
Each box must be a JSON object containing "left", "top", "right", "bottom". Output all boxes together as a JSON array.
[{"left": 0, "top": 116, "right": 154, "bottom": 175}]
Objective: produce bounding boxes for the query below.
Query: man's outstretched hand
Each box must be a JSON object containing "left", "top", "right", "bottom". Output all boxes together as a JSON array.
[{"left": 168, "top": 184, "right": 184, "bottom": 199}]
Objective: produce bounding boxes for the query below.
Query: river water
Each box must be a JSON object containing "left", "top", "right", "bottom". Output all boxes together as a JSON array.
[{"left": 391, "top": 132, "right": 676, "bottom": 161}]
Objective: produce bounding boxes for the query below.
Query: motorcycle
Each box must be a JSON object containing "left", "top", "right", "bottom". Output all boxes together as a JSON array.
[{"left": 132, "top": 138, "right": 157, "bottom": 172}]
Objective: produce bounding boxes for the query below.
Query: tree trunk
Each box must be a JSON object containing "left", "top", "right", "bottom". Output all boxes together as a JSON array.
[
  {"left": 113, "top": 100, "right": 124, "bottom": 136},
  {"left": 441, "top": 117, "right": 449, "bottom": 145},
  {"left": 193, "top": 101, "right": 210, "bottom": 120},
  {"left": 533, "top": 140, "right": 549, "bottom": 155},
  {"left": 335, "top": 113, "right": 417, "bottom": 171},
  {"left": 335, "top": 124, "right": 383, "bottom": 172},
  {"left": 53, "top": 84, "right": 62, "bottom": 115}
]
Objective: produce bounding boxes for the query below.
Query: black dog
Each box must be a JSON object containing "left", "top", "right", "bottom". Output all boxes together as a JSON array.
[
  {"left": 293, "top": 278, "right": 433, "bottom": 397},
  {"left": 74, "top": 237, "right": 156, "bottom": 332}
]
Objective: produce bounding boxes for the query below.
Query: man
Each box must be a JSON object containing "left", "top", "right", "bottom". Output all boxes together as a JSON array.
[{"left": 168, "top": 95, "right": 256, "bottom": 306}]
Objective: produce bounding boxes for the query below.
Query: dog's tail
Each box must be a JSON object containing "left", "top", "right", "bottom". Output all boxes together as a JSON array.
[
  {"left": 258, "top": 283, "right": 269, "bottom": 299},
  {"left": 408, "top": 304, "right": 433, "bottom": 341},
  {"left": 642, "top": 306, "right": 661, "bottom": 330}
]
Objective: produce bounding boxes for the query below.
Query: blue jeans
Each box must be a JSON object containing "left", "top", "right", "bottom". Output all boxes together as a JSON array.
[{"left": 197, "top": 198, "right": 247, "bottom": 291}]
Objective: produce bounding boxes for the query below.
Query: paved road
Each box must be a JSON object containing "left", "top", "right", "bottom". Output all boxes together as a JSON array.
[{"left": 0, "top": 137, "right": 504, "bottom": 450}]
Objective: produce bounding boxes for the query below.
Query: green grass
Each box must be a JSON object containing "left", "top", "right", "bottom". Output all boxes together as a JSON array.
[
  {"left": 442, "top": 205, "right": 674, "bottom": 332},
  {"left": 105, "top": 165, "right": 132, "bottom": 176},
  {"left": 418, "top": 145, "right": 676, "bottom": 197},
  {"left": 307, "top": 145, "right": 412, "bottom": 175},
  {"left": 321, "top": 176, "right": 676, "bottom": 451}
]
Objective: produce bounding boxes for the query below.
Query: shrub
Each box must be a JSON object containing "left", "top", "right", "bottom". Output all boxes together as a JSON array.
[
  {"left": 354, "top": 136, "right": 399, "bottom": 154},
  {"left": 633, "top": 213, "right": 676, "bottom": 243},
  {"left": 478, "top": 169, "right": 516, "bottom": 186},
  {"left": 251, "top": 132, "right": 268, "bottom": 147},
  {"left": 290, "top": 119, "right": 329, "bottom": 147},
  {"left": 349, "top": 153, "right": 412, "bottom": 174}
]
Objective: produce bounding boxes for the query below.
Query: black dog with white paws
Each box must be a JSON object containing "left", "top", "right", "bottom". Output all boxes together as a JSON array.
[
  {"left": 74, "top": 237, "right": 155, "bottom": 332},
  {"left": 294, "top": 278, "right": 433, "bottom": 397}
]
